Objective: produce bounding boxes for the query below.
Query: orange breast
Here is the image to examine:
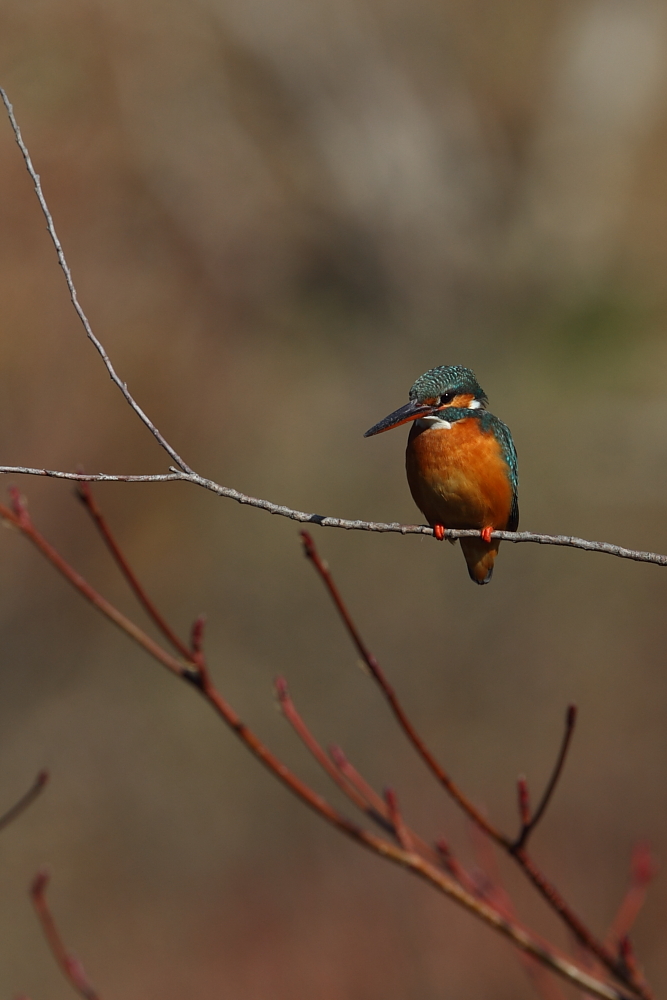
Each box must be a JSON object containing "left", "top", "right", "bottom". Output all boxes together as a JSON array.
[{"left": 406, "top": 418, "right": 513, "bottom": 530}]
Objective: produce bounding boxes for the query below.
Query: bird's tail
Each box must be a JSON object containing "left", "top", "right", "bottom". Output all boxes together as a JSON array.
[{"left": 460, "top": 537, "right": 500, "bottom": 585}]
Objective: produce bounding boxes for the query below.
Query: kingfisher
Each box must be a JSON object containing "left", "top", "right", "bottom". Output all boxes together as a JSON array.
[{"left": 364, "top": 365, "right": 518, "bottom": 584}]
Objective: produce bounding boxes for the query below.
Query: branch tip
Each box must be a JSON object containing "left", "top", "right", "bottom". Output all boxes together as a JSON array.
[
  {"left": 435, "top": 838, "right": 451, "bottom": 859},
  {"left": 274, "top": 675, "right": 289, "bottom": 701},
  {"left": 631, "top": 842, "right": 657, "bottom": 887},
  {"left": 190, "top": 614, "right": 206, "bottom": 654},
  {"left": 517, "top": 775, "right": 531, "bottom": 827},
  {"left": 328, "top": 744, "right": 347, "bottom": 767},
  {"left": 30, "top": 868, "right": 50, "bottom": 898}
]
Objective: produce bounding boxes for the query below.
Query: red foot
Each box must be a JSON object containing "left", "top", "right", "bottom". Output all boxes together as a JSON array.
[
  {"left": 434, "top": 524, "right": 446, "bottom": 541},
  {"left": 480, "top": 526, "right": 493, "bottom": 543}
]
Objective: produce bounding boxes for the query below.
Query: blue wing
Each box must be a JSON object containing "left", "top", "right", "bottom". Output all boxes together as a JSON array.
[{"left": 480, "top": 412, "right": 519, "bottom": 532}]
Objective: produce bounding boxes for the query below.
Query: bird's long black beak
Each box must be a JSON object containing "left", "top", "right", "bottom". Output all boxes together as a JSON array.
[{"left": 364, "top": 399, "right": 436, "bottom": 437}]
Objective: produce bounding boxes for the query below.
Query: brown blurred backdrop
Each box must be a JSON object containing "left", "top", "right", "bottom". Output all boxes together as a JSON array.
[{"left": 1, "top": 0, "right": 667, "bottom": 996}]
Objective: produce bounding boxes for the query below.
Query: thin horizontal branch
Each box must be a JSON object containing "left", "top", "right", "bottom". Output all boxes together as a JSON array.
[
  {"left": 0, "top": 467, "right": 182, "bottom": 483},
  {"left": 0, "top": 466, "right": 665, "bottom": 568}
]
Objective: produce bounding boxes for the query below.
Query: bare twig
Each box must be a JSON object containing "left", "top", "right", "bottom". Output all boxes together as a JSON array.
[
  {"left": 0, "top": 770, "right": 48, "bottom": 833},
  {"left": 0, "top": 89, "right": 193, "bottom": 476},
  {"left": 0, "top": 465, "right": 665, "bottom": 568},
  {"left": 512, "top": 705, "right": 578, "bottom": 850},
  {"left": 0, "top": 495, "right": 640, "bottom": 1000},
  {"left": 30, "top": 870, "right": 102, "bottom": 1000}
]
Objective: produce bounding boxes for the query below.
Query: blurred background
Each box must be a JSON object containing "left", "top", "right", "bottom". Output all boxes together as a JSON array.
[{"left": 0, "top": 0, "right": 667, "bottom": 996}]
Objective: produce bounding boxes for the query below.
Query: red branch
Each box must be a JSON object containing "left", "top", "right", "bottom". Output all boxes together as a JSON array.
[
  {"left": 299, "top": 531, "right": 501, "bottom": 838},
  {"left": 277, "top": 680, "right": 444, "bottom": 864},
  {"left": 607, "top": 843, "right": 657, "bottom": 947},
  {"left": 30, "top": 870, "right": 102, "bottom": 1000},
  {"left": 76, "top": 482, "right": 193, "bottom": 661},
  {"left": 0, "top": 492, "right": 646, "bottom": 1000},
  {"left": 299, "top": 530, "right": 647, "bottom": 995}
]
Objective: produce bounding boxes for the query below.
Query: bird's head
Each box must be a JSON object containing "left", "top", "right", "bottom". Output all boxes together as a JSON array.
[{"left": 364, "top": 365, "right": 487, "bottom": 437}]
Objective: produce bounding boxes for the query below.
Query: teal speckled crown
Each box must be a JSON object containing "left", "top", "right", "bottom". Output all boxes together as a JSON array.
[{"left": 409, "top": 365, "right": 487, "bottom": 405}]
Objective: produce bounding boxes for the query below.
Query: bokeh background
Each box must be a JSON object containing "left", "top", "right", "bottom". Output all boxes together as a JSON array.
[{"left": 0, "top": 0, "right": 667, "bottom": 996}]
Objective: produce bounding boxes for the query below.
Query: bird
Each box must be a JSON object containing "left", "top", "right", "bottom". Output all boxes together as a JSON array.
[{"left": 364, "top": 365, "right": 518, "bottom": 584}]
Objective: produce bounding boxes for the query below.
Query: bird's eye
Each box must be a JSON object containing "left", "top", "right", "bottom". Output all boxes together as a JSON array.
[{"left": 439, "top": 390, "right": 456, "bottom": 405}]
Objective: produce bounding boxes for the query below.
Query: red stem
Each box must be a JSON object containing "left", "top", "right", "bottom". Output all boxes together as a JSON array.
[
  {"left": 300, "top": 530, "right": 645, "bottom": 996},
  {"left": 275, "top": 677, "right": 393, "bottom": 834},
  {"left": 30, "top": 870, "right": 102, "bottom": 1000},
  {"left": 607, "top": 843, "right": 658, "bottom": 948},
  {"left": 4, "top": 492, "right": 185, "bottom": 679},
  {"left": 300, "top": 531, "right": 502, "bottom": 840},
  {"left": 76, "top": 482, "right": 192, "bottom": 660}
]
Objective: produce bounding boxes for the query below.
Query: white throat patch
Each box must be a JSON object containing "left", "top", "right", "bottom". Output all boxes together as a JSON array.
[{"left": 417, "top": 415, "right": 452, "bottom": 430}]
